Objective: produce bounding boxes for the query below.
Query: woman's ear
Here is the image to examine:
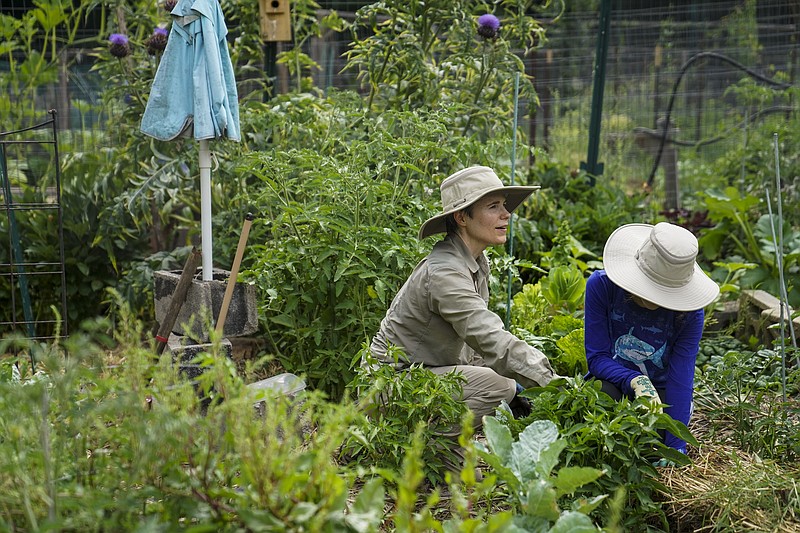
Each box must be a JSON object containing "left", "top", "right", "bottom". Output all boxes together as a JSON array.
[{"left": 454, "top": 209, "right": 467, "bottom": 227}]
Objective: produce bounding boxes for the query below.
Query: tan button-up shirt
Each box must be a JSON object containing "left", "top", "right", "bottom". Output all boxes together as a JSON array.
[{"left": 370, "top": 234, "right": 556, "bottom": 388}]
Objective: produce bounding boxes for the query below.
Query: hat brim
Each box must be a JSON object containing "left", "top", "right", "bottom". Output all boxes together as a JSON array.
[
  {"left": 603, "top": 224, "right": 720, "bottom": 312},
  {"left": 418, "top": 186, "right": 538, "bottom": 240}
]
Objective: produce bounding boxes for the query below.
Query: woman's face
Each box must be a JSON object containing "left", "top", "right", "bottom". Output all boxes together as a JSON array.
[
  {"left": 456, "top": 192, "right": 511, "bottom": 256},
  {"left": 631, "top": 294, "right": 660, "bottom": 310}
]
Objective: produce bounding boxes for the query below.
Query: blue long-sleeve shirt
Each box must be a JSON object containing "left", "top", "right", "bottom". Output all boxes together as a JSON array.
[{"left": 584, "top": 270, "right": 703, "bottom": 452}]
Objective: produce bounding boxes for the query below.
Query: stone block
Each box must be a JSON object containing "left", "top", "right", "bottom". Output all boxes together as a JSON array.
[
  {"left": 154, "top": 268, "right": 258, "bottom": 343},
  {"left": 166, "top": 334, "right": 233, "bottom": 381},
  {"left": 738, "top": 289, "right": 799, "bottom": 346}
]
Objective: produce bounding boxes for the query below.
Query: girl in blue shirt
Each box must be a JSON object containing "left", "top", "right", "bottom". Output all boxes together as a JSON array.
[{"left": 584, "top": 222, "right": 719, "bottom": 454}]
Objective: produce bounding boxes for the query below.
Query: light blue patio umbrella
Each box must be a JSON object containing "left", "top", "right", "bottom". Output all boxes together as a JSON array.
[{"left": 141, "top": 0, "right": 240, "bottom": 281}]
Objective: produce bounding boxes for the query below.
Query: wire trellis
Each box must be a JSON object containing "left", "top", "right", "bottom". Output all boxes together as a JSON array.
[{"left": 0, "top": 110, "right": 69, "bottom": 353}]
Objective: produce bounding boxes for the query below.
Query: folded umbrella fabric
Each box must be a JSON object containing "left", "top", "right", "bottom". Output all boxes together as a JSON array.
[{"left": 141, "top": 0, "right": 240, "bottom": 142}]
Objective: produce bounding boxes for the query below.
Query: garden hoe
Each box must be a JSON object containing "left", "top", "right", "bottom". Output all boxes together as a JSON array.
[{"left": 154, "top": 247, "right": 202, "bottom": 355}]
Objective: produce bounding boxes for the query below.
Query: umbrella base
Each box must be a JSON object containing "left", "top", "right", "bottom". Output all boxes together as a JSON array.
[
  {"left": 165, "top": 333, "right": 234, "bottom": 380},
  {"left": 154, "top": 268, "right": 258, "bottom": 343}
]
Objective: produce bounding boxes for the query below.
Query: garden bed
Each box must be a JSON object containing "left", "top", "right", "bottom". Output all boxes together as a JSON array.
[{"left": 660, "top": 409, "right": 800, "bottom": 532}]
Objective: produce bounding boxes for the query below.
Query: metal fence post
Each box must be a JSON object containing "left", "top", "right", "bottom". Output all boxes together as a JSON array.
[{"left": 581, "top": 0, "right": 612, "bottom": 185}]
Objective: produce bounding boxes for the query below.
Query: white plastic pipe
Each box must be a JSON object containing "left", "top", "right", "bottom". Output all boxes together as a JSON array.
[{"left": 199, "top": 139, "right": 213, "bottom": 281}]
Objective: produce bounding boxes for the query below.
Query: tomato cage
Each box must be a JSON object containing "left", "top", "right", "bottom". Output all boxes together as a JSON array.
[{"left": 0, "top": 110, "right": 68, "bottom": 359}]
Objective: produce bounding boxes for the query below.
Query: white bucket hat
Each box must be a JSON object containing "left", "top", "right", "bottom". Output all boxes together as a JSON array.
[
  {"left": 418, "top": 166, "right": 539, "bottom": 239},
  {"left": 603, "top": 222, "right": 720, "bottom": 312}
]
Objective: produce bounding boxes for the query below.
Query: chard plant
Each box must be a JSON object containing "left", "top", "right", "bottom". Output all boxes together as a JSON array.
[
  {"left": 477, "top": 417, "right": 607, "bottom": 531},
  {"left": 507, "top": 221, "right": 591, "bottom": 377},
  {"left": 509, "top": 281, "right": 587, "bottom": 377}
]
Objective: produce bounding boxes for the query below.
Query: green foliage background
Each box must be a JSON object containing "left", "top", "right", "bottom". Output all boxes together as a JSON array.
[{"left": 2, "top": 0, "right": 800, "bottom": 529}]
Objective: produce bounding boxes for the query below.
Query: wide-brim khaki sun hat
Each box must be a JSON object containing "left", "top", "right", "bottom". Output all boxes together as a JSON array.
[
  {"left": 603, "top": 222, "right": 720, "bottom": 312},
  {"left": 418, "top": 166, "right": 539, "bottom": 240}
]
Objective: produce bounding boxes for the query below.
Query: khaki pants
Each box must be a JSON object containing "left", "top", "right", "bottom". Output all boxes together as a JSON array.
[{"left": 428, "top": 365, "right": 516, "bottom": 474}]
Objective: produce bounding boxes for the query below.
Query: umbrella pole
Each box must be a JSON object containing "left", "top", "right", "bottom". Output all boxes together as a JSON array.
[{"left": 199, "top": 139, "right": 213, "bottom": 281}]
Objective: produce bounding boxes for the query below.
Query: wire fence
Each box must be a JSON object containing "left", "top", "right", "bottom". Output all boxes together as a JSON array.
[
  {"left": 302, "top": 1, "right": 800, "bottom": 204},
  {"left": 532, "top": 1, "right": 799, "bottom": 201},
  {"left": 3, "top": 1, "right": 799, "bottom": 204}
]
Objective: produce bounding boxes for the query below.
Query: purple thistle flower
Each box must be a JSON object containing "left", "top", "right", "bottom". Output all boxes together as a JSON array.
[
  {"left": 109, "top": 33, "right": 130, "bottom": 58},
  {"left": 164, "top": 0, "right": 178, "bottom": 11},
  {"left": 109, "top": 33, "right": 128, "bottom": 46},
  {"left": 146, "top": 27, "right": 169, "bottom": 55},
  {"left": 477, "top": 14, "right": 500, "bottom": 40}
]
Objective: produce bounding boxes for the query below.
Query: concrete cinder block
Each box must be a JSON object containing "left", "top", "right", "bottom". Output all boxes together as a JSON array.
[
  {"left": 739, "top": 289, "right": 799, "bottom": 346},
  {"left": 154, "top": 268, "right": 258, "bottom": 343},
  {"left": 166, "top": 334, "right": 233, "bottom": 380}
]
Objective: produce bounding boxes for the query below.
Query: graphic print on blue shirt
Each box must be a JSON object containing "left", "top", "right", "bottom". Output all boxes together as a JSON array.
[
  {"left": 614, "top": 327, "right": 666, "bottom": 373},
  {"left": 610, "top": 297, "right": 671, "bottom": 386}
]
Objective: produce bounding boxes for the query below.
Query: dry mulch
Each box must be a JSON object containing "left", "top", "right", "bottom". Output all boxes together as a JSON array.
[{"left": 658, "top": 408, "right": 800, "bottom": 532}]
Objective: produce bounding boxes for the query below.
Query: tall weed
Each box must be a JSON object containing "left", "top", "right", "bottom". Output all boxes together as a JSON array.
[
  {"left": 342, "top": 347, "right": 468, "bottom": 486},
  {"left": 0, "top": 304, "right": 374, "bottom": 531}
]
